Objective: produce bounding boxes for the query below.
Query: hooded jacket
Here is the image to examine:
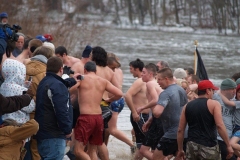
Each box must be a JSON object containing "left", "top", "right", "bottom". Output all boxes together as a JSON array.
[
  {"left": 25, "top": 55, "right": 47, "bottom": 119},
  {"left": 26, "top": 55, "right": 47, "bottom": 101},
  {"left": 0, "top": 119, "right": 39, "bottom": 160},
  {"left": 0, "top": 59, "right": 35, "bottom": 124}
]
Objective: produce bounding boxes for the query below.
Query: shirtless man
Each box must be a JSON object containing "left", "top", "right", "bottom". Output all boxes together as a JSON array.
[
  {"left": 74, "top": 61, "right": 122, "bottom": 160},
  {"left": 90, "top": 46, "right": 119, "bottom": 160},
  {"left": 136, "top": 63, "right": 163, "bottom": 160},
  {"left": 71, "top": 45, "right": 92, "bottom": 74},
  {"left": 125, "top": 59, "right": 150, "bottom": 160},
  {"left": 55, "top": 46, "right": 80, "bottom": 75},
  {"left": 67, "top": 45, "right": 92, "bottom": 159},
  {"left": 105, "top": 53, "right": 135, "bottom": 149}
]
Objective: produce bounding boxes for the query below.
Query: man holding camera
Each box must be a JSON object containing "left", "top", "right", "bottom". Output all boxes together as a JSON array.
[{"left": 34, "top": 57, "right": 78, "bottom": 160}]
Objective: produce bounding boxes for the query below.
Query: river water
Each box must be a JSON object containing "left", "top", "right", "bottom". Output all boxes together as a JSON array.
[{"left": 93, "top": 28, "right": 240, "bottom": 130}]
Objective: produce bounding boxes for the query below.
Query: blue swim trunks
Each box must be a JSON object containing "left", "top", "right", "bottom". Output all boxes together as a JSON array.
[
  {"left": 110, "top": 97, "right": 125, "bottom": 113},
  {"left": 233, "top": 130, "right": 240, "bottom": 138}
]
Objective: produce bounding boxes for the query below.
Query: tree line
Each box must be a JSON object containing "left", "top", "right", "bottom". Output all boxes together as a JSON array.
[{"left": 1, "top": 0, "right": 240, "bottom": 35}]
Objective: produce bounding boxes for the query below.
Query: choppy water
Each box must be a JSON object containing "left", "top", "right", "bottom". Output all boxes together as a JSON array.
[{"left": 94, "top": 28, "right": 240, "bottom": 130}]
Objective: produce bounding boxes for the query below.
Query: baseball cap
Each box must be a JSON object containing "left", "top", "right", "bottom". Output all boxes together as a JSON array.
[
  {"left": 44, "top": 34, "right": 53, "bottom": 42},
  {"left": 198, "top": 80, "right": 219, "bottom": 91},
  {"left": 36, "top": 35, "right": 47, "bottom": 42}
]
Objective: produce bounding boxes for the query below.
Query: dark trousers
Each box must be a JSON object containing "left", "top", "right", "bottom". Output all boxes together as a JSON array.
[
  {"left": 218, "top": 140, "right": 236, "bottom": 160},
  {"left": 23, "top": 141, "right": 32, "bottom": 160}
]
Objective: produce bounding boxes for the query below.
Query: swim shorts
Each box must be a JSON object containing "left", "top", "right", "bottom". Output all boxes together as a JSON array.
[
  {"left": 74, "top": 114, "right": 103, "bottom": 145},
  {"left": 110, "top": 97, "right": 125, "bottom": 113},
  {"left": 142, "top": 116, "right": 164, "bottom": 150},
  {"left": 130, "top": 113, "right": 149, "bottom": 149}
]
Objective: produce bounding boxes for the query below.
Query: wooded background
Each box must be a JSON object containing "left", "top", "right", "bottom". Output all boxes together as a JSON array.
[
  {"left": 1, "top": 0, "right": 239, "bottom": 34},
  {"left": 0, "top": 0, "right": 239, "bottom": 54}
]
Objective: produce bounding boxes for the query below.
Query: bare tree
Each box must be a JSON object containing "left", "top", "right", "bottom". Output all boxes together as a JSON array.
[
  {"left": 153, "top": 0, "right": 158, "bottom": 24},
  {"left": 173, "top": 0, "right": 180, "bottom": 23},
  {"left": 136, "top": 0, "right": 145, "bottom": 25},
  {"left": 162, "top": 0, "right": 166, "bottom": 25},
  {"left": 237, "top": 0, "right": 240, "bottom": 34},
  {"left": 147, "top": 0, "right": 154, "bottom": 24},
  {"left": 127, "top": 0, "right": 133, "bottom": 24},
  {"left": 113, "top": 0, "right": 121, "bottom": 25}
]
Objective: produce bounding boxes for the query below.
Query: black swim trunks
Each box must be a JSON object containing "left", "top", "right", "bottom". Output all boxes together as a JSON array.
[
  {"left": 142, "top": 116, "right": 164, "bottom": 150},
  {"left": 101, "top": 99, "right": 112, "bottom": 129},
  {"left": 130, "top": 113, "right": 149, "bottom": 149}
]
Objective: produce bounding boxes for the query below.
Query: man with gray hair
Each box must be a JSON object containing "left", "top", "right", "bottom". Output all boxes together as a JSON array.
[
  {"left": 156, "top": 60, "right": 169, "bottom": 70},
  {"left": 12, "top": 33, "right": 25, "bottom": 57},
  {"left": 213, "top": 78, "right": 237, "bottom": 160}
]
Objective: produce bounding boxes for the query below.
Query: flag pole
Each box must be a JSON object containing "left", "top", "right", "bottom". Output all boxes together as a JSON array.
[{"left": 194, "top": 40, "right": 198, "bottom": 75}]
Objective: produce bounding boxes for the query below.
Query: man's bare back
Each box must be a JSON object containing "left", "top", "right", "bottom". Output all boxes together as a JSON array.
[
  {"left": 76, "top": 72, "right": 122, "bottom": 115},
  {"left": 113, "top": 68, "right": 123, "bottom": 90}
]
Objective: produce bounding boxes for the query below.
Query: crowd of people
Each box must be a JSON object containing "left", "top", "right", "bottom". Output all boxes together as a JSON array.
[{"left": 1, "top": 11, "right": 240, "bottom": 160}]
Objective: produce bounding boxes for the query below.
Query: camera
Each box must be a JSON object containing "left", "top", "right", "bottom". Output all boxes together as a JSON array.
[
  {"left": 0, "top": 23, "right": 21, "bottom": 42},
  {"left": 69, "top": 69, "right": 74, "bottom": 75},
  {"left": 77, "top": 75, "right": 84, "bottom": 80}
]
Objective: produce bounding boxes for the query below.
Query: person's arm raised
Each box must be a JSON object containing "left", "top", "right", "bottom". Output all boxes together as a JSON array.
[
  {"left": 0, "top": 94, "right": 32, "bottom": 115},
  {"left": 218, "top": 92, "right": 235, "bottom": 107}
]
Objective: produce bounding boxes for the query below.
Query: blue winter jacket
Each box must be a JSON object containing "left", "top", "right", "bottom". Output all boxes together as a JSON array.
[{"left": 34, "top": 72, "right": 76, "bottom": 140}]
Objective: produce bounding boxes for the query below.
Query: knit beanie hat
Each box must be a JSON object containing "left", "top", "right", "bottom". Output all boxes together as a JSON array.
[
  {"left": 220, "top": 78, "right": 237, "bottom": 90},
  {"left": 236, "top": 78, "right": 240, "bottom": 86},
  {"left": 82, "top": 45, "right": 92, "bottom": 58}
]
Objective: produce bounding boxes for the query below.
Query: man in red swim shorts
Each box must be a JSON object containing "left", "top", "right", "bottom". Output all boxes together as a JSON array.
[{"left": 74, "top": 61, "right": 122, "bottom": 160}]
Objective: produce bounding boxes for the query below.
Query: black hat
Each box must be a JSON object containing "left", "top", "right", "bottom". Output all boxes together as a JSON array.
[{"left": 82, "top": 45, "right": 92, "bottom": 58}]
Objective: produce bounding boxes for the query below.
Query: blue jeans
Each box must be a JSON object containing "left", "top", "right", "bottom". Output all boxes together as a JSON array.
[{"left": 37, "top": 138, "right": 65, "bottom": 160}]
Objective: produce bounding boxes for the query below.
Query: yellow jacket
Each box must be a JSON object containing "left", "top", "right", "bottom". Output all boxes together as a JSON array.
[
  {"left": 26, "top": 60, "right": 46, "bottom": 119},
  {"left": 0, "top": 119, "right": 39, "bottom": 160}
]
